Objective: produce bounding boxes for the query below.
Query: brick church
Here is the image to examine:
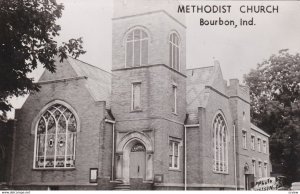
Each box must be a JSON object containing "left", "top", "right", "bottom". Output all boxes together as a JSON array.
[{"left": 3, "top": 0, "right": 271, "bottom": 190}]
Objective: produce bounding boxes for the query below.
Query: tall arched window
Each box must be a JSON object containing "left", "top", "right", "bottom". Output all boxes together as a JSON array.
[
  {"left": 125, "top": 28, "right": 148, "bottom": 67},
  {"left": 169, "top": 33, "right": 180, "bottom": 71},
  {"left": 34, "top": 103, "right": 78, "bottom": 169},
  {"left": 213, "top": 113, "right": 228, "bottom": 173}
]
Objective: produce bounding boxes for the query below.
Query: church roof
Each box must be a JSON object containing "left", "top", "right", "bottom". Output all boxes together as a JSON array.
[
  {"left": 185, "top": 65, "right": 215, "bottom": 123},
  {"left": 251, "top": 123, "right": 270, "bottom": 137},
  {"left": 37, "top": 56, "right": 112, "bottom": 108},
  {"left": 67, "top": 57, "right": 112, "bottom": 108},
  {"left": 185, "top": 60, "right": 231, "bottom": 124}
]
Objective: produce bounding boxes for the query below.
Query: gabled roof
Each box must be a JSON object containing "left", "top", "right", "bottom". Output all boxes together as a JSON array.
[
  {"left": 67, "top": 57, "right": 112, "bottom": 107},
  {"left": 186, "top": 63, "right": 219, "bottom": 109},
  {"left": 186, "top": 62, "right": 229, "bottom": 124},
  {"left": 185, "top": 65, "right": 215, "bottom": 123},
  {"left": 38, "top": 57, "right": 112, "bottom": 108},
  {"left": 251, "top": 123, "right": 270, "bottom": 137}
]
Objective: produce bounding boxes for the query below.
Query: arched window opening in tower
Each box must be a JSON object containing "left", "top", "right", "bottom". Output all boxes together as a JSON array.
[
  {"left": 125, "top": 28, "right": 149, "bottom": 67},
  {"left": 169, "top": 33, "right": 180, "bottom": 71}
]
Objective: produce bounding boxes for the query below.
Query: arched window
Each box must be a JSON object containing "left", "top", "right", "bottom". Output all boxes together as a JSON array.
[
  {"left": 34, "top": 103, "right": 77, "bottom": 169},
  {"left": 213, "top": 113, "right": 228, "bottom": 173},
  {"left": 169, "top": 33, "right": 180, "bottom": 71},
  {"left": 125, "top": 28, "right": 148, "bottom": 67}
]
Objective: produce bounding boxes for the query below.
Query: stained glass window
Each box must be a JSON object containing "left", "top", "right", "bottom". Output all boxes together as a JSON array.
[
  {"left": 131, "top": 143, "right": 146, "bottom": 152},
  {"left": 34, "top": 103, "right": 77, "bottom": 169},
  {"left": 213, "top": 113, "right": 228, "bottom": 173}
]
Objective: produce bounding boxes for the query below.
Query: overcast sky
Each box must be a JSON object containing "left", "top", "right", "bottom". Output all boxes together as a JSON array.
[{"left": 9, "top": 0, "right": 300, "bottom": 112}]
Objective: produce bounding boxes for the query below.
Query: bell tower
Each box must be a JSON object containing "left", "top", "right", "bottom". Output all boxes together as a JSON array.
[{"left": 111, "top": 0, "right": 187, "bottom": 186}]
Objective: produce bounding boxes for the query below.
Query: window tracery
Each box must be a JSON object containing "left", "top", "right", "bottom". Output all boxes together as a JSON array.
[
  {"left": 34, "top": 103, "right": 77, "bottom": 169},
  {"left": 213, "top": 113, "right": 228, "bottom": 173}
]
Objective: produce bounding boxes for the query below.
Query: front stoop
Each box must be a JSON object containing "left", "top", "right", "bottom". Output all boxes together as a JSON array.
[
  {"left": 114, "top": 183, "right": 131, "bottom": 190},
  {"left": 130, "top": 178, "right": 153, "bottom": 190}
]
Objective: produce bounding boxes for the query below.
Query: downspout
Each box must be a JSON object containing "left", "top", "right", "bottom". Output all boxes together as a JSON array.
[
  {"left": 233, "top": 122, "right": 238, "bottom": 190},
  {"left": 183, "top": 124, "right": 200, "bottom": 191},
  {"left": 105, "top": 119, "right": 116, "bottom": 181},
  {"left": 184, "top": 125, "right": 187, "bottom": 191}
]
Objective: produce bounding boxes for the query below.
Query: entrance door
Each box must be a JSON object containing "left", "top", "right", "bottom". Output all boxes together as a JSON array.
[
  {"left": 245, "top": 174, "right": 255, "bottom": 190},
  {"left": 129, "top": 142, "right": 146, "bottom": 179}
]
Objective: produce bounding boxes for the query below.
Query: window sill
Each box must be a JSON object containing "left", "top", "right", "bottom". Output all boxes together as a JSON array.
[
  {"left": 130, "top": 109, "right": 143, "bottom": 113},
  {"left": 33, "top": 167, "right": 76, "bottom": 171},
  {"left": 213, "top": 171, "right": 229, "bottom": 175},
  {"left": 169, "top": 168, "right": 181, "bottom": 172}
]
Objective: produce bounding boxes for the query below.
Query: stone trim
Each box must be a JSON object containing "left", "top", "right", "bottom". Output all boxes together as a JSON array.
[
  {"left": 116, "top": 116, "right": 184, "bottom": 125},
  {"left": 205, "top": 86, "right": 229, "bottom": 99},
  {"left": 37, "top": 76, "right": 87, "bottom": 85},
  {"left": 112, "top": 64, "right": 187, "bottom": 78},
  {"left": 229, "top": 95, "right": 250, "bottom": 104}
]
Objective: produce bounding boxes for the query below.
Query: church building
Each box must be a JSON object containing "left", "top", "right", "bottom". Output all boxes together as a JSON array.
[{"left": 6, "top": 0, "right": 270, "bottom": 190}]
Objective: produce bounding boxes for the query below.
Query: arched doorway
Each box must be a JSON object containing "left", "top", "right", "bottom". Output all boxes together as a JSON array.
[
  {"left": 115, "top": 131, "right": 153, "bottom": 183},
  {"left": 130, "top": 142, "right": 146, "bottom": 179}
]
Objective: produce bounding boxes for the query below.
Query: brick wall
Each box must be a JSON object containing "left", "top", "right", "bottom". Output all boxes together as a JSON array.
[
  {"left": 112, "top": 12, "right": 186, "bottom": 72},
  {"left": 228, "top": 79, "right": 270, "bottom": 189},
  {"left": 12, "top": 77, "right": 107, "bottom": 188},
  {"left": 0, "top": 120, "right": 14, "bottom": 187}
]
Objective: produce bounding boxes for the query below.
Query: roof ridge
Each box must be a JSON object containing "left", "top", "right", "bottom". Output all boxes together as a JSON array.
[{"left": 67, "top": 56, "right": 112, "bottom": 75}]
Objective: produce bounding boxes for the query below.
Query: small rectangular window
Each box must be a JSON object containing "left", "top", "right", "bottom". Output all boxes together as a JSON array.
[
  {"left": 257, "top": 138, "right": 261, "bottom": 152},
  {"left": 172, "top": 85, "right": 177, "bottom": 114},
  {"left": 132, "top": 83, "right": 141, "bottom": 110},
  {"left": 252, "top": 160, "right": 256, "bottom": 177},
  {"left": 263, "top": 140, "right": 267, "bottom": 153},
  {"left": 264, "top": 163, "right": 268, "bottom": 177},
  {"left": 258, "top": 161, "right": 262, "bottom": 177},
  {"left": 251, "top": 135, "right": 255, "bottom": 150},
  {"left": 242, "top": 130, "right": 247, "bottom": 149},
  {"left": 169, "top": 138, "right": 180, "bottom": 169}
]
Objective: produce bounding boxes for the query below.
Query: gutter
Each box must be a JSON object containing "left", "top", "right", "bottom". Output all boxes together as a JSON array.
[{"left": 233, "top": 123, "right": 238, "bottom": 190}]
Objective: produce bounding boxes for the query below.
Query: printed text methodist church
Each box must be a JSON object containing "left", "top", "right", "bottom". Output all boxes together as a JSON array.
[{"left": 9, "top": 0, "right": 270, "bottom": 190}]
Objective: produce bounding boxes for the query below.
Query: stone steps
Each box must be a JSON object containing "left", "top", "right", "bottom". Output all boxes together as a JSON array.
[{"left": 114, "top": 183, "right": 131, "bottom": 190}]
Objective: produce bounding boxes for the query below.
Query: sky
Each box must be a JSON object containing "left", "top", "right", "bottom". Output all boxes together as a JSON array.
[{"left": 8, "top": 0, "right": 300, "bottom": 115}]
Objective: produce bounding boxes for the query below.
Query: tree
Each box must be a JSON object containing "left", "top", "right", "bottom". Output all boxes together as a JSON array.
[
  {"left": 0, "top": 0, "right": 86, "bottom": 113},
  {"left": 244, "top": 50, "right": 300, "bottom": 184}
]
